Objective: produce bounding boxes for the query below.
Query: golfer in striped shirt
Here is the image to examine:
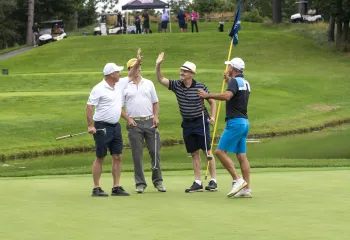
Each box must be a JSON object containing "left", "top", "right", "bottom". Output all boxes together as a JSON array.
[{"left": 155, "top": 52, "right": 218, "bottom": 193}]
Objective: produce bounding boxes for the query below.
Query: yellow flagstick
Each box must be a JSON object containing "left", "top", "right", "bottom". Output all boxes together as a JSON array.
[{"left": 204, "top": 41, "right": 234, "bottom": 180}]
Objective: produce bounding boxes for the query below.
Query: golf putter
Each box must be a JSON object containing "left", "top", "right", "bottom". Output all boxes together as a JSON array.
[
  {"left": 202, "top": 110, "right": 213, "bottom": 181},
  {"left": 55, "top": 128, "right": 106, "bottom": 140}
]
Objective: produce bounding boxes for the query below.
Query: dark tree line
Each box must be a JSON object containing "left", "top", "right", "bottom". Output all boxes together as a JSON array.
[{"left": 0, "top": 0, "right": 99, "bottom": 49}]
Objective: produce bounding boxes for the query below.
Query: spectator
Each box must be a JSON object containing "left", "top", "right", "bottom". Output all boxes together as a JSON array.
[
  {"left": 32, "top": 22, "right": 39, "bottom": 47},
  {"left": 117, "top": 12, "right": 122, "bottom": 27},
  {"left": 177, "top": 9, "right": 186, "bottom": 33},
  {"left": 161, "top": 9, "right": 169, "bottom": 33},
  {"left": 134, "top": 12, "right": 142, "bottom": 34},
  {"left": 184, "top": 11, "right": 189, "bottom": 32},
  {"left": 142, "top": 10, "right": 150, "bottom": 34},
  {"left": 190, "top": 10, "right": 199, "bottom": 33}
]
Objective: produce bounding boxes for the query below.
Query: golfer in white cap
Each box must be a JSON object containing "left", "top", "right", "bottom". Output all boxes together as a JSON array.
[
  {"left": 86, "top": 61, "right": 135, "bottom": 197},
  {"left": 155, "top": 52, "right": 218, "bottom": 193},
  {"left": 199, "top": 57, "right": 252, "bottom": 198}
]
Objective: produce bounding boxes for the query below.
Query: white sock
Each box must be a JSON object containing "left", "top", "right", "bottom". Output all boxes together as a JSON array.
[
  {"left": 211, "top": 178, "right": 217, "bottom": 183},
  {"left": 195, "top": 180, "right": 202, "bottom": 185}
]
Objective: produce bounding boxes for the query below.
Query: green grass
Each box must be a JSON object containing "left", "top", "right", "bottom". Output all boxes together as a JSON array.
[
  {"left": 1, "top": 168, "right": 349, "bottom": 240},
  {"left": 1, "top": 124, "right": 349, "bottom": 177},
  {"left": 0, "top": 22, "right": 349, "bottom": 155}
]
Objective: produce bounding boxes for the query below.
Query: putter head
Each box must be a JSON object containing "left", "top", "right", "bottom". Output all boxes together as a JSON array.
[
  {"left": 204, "top": 175, "right": 208, "bottom": 180},
  {"left": 206, "top": 155, "right": 213, "bottom": 161}
]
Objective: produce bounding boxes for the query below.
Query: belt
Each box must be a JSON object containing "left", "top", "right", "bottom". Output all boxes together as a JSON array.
[
  {"left": 183, "top": 116, "right": 202, "bottom": 122},
  {"left": 95, "top": 121, "right": 118, "bottom": 127},
  {"left": 133, "top": 115, "right": 154, "bottom": 121}
]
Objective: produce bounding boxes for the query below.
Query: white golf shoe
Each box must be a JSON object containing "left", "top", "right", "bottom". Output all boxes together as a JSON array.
[
  {"left": 234, "top": 188, "right": 252, "bottom": 198},
  {"left": 227, "top": 178, "right": 247, "bottom": 198}
]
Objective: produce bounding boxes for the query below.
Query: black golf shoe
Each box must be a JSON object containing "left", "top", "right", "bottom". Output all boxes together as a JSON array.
[
  {"left": 205, "top": 180, "right": 218, "bottom": 191},
  {"left": 111, "top": 186, "right": 130, "bottom": 196},
  {"left": 92, "top": 187, "right": 108, "bottom": 197},
  {"left": 185, "top": 181, "right": 203, "bottom": 193}
]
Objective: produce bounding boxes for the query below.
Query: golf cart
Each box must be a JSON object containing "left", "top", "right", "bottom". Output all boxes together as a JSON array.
[
  {"left": 107, "top": 25, "right": 136, "bottom": 34},
  {"left": 38, "top": 20, "right": 67, "bottom": 45},
  {"left": 291, "top": 9, "right": 322, "bottom": 23}
]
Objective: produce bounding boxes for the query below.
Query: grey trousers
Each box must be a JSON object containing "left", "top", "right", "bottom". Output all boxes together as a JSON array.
[{"left": 127, "top": 118, "right": 163, "bottom": 188}]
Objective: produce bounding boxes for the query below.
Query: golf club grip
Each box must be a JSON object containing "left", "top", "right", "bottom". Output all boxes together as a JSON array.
[{"left": 55, "top": 135, "right": 72, "bottom": 140}]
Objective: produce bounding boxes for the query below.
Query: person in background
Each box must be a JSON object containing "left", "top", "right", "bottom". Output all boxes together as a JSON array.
[
  {"left": 184, "top": 11, "right": 189, "bottom": 32},
  {"left": 142, "top": 10, "right": 150, "bottom": 34},
  {"left": 190, "top": 10, "right": 199, "bottom": 33},
  {"left": 177, "top": 9, "right": 186, "bottom": 33},
  {"left": 134, "top": 12, "right": 142, "bottom": 34},
  {"left": 161, "top": 9, "right": 169, "bottom": 33},
  {"left": 32, "top": 22, "right": 39, "bottom": 47}
]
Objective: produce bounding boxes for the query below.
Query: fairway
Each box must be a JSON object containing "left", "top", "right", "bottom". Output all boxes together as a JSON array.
[
  {"left": 1, "top": 23, "right": 349, "bottom": 157},
  {"left": 0, "top": 168, "right": 349, "bottom": 240}
]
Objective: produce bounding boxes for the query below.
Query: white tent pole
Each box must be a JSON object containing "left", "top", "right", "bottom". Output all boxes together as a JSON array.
[
  {"left": 127, "top": 11, "right": 129, "bottom": 34},
  {"left": 169, "top": 7, "right": 172, "bottom": 33}
]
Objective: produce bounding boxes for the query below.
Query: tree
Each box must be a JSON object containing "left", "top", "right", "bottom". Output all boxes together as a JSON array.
[
  {"left": 98, "top": 0, "right": 118, "bottom": 13},
  {"left": 169, "top": 0, "right": 192, "bottom": 15},
  {"left": 313, "top": 0, "right": 349, "bottom": 46},
  {"left": 78, "top": 0, "right": 99, "bottom": 28},
  {"left": 0, "top": 0, "right": 19, "bottom": 48},
  {"left": 193, "top": 0, "right": 218, "bottom": 20},
  {"left": 26, "top": 0, "right": 35, "bottom": 45},
  {"left": 272, "top": 0, "right": 282, "bottom": 23}
]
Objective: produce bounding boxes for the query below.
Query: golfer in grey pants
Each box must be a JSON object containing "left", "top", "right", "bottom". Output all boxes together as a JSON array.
[{"left": 121, "top": 51, "right": 166, "bottom": 193}]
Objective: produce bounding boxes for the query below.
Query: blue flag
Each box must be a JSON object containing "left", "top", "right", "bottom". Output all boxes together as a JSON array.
[{"left": 229, "top": 1, "right": 242, "bottom": 46}]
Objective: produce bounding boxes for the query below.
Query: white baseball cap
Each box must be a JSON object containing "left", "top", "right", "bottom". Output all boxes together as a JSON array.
[
  {"left": 180, "top": 61, "right": 196, "bottom": 73},
  {"left": 224, "top": 58, "right": 245, "bottom": 71},
  {"left": 103, "top": 63, "right": 124, "bottom": 76}
]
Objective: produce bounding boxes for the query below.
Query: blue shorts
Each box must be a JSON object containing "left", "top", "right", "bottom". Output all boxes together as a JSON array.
[{"left": 217, "top": 118, "right": 249, "bottom": 153}]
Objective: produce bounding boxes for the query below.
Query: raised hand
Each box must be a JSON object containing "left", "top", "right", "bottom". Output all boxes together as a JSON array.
[
  {"left": 137, "top": 48, "right": 142, "bottom": 62},
  {"left": 156, "top": 52, "right": 164, "bottom": 65}
]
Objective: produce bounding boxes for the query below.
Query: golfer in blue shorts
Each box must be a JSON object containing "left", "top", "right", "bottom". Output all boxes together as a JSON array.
[{"left": 199, "top": 57, "right": 252, "bottom": 198}]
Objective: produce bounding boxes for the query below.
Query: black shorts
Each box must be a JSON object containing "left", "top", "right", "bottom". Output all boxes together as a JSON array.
[
  {"left": 182, "top": 117, "right": 211, "bottom": 153},
  {"left": 161, "top": 21, "right": 168, "bottom": 29},
  {"left": 143, "top": 20, "right": 150, "bottom": 29},
  {"left": 93, "top": 121, "right": 123, "bottom": 158},
  {"left": 179, "top": 21, "right": 185, "bottom": 29}
]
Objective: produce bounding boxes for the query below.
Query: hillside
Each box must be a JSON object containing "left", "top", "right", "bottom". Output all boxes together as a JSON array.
[{"left": 0, "top": 22, "right": 349, "bottom": 156}]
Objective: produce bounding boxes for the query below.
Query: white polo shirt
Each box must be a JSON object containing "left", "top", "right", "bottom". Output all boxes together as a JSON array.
[
  {"left": 123, "top": 77, "right": 159, "bottom": 118},
  {"left": 87, "top": 78, "right": 128, "bottom": 124}
]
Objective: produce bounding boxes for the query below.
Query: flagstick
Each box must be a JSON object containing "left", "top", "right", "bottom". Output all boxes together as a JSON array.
[{"left": 204, "top": 41, "right": 234, "bottom": 180}]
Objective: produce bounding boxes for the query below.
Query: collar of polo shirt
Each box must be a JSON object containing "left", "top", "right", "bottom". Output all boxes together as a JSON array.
[
  {"left": 129, "top": 77, "right": 145, "bottom": 84},
  {"left": 180, "top": 79, "right": 197, "bottom": 88},
  {"left": 103, "top": 79, "right": 115, "bottom": 89}
]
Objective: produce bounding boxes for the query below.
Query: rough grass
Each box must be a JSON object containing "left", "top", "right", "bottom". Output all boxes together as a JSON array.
[
  {"left": 0, "top": 22, "right": 349, "bottom": 156},
  {"left": 1, "top": 124, "right": 349, "bottom": 177}
]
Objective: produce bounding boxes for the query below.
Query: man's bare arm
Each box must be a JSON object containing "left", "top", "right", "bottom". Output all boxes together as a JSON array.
[
  {"left": 128, "top": 48, "right": 142, "bottom": 80},
  {"left": 207, "top": 98, "right": 217, "bottom": 119},
  {"left": 86, "top": 104, "right": 96, "bottom": 134},
  {"left": 155, "top": 52, "right": 169, "bottom": 88}
]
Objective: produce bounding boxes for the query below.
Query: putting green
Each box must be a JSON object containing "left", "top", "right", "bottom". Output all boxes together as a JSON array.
[{"left": 1, "top": 168, "right": 349, "bottom": 240}]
